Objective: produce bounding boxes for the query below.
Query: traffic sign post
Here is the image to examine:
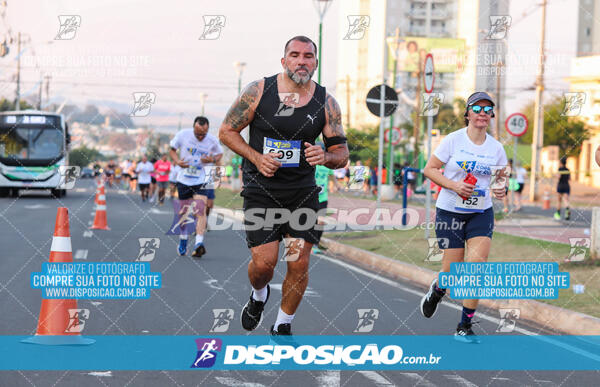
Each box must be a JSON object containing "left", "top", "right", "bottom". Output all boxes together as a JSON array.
[
  {"left": 366, "top": 84, "right": 399, "bottom": 207},
  {"left": 505, "top": 113, "right": 529, "bottom": 208},
  {"left": 384, "top": 127, "right": 401, "bottom": 145},
  {"left": 423, "top": 54, "right": 435, "bottom": 239}
]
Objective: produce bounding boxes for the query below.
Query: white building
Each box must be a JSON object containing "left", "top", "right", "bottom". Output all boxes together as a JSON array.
[{"left": 336, "top": 0, "right": 509, "bottom": 131}]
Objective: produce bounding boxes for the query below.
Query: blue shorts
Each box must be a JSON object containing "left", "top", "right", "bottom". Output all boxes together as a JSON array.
[
  {"left": 205, "top": 189, "right": 215, "bottom": 200},
  {"left": 176, "top": 183, "right": 208, "bottom": 200},
  {"left": 435, "top": 207, "right": 494, "bottom": 249}
]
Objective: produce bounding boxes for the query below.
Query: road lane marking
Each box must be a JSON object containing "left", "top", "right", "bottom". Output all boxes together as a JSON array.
[
  {"left": 397, "top": 372, "right": 436, "bottom": 386},
  {"left": 74, "top": 249, "right": 88, "bottom": 259},
  {"left": 214, "top": 376, "right": 265, "bottom": 386},
  {"left": 269, "top": 283, "right": 319, "bottom": 297},
  {"left": 87, "top": 371, "right": 112, "bottom": 377},
  {"left": 83, "top": 231, "right": 93, "bottom": 238},
  {"left": 357, "top": 371, "right": 394, "bottom": 386},
  {"left": 444, "top": 375, "right": 478, "bottom": 387},
  {"left": 315, "top": 370, "right": 339, "bottom": 387},
  {"left": 25, "top": 204, "right": 48, "bottom": 209}
]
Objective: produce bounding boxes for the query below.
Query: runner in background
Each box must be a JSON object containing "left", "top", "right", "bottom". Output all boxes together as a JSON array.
[
  {"left": 555, "top": 157, "right": 571, "bottom": 221},
  {"left": 154, "top": 154, "right": 171, "bottom": 206},
  {"left": 136, "top": 155, "right": 154, "bottom": 202},
  {"left": 149, "top": 157, "right": 158, "bottom": 203},
  {"left": 121, "top": 159, "right": 132, "bottom": 190},
  {"left": 502, "top": 159, "right": 513, "bottom": 213},
  {"left": 128, "top": 160, "right": 137, "bottom": 192},
  {"left": 313, "top": 144, "right": 333, "bottom": 254},
  {"left": 114, "top": 162, "right": 123, "bottom": 188},
  {"left": 170, "top": 116, "right": 223, "bottom": 257},
  {"left": 513, "top": 162, "right": 527, "bottom": 211}
]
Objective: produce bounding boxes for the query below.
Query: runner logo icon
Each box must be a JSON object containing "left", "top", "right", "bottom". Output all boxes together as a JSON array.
[
  {"left": 191, "top": 338, "right": 222, "bottom": 368},
  {"left": 210, "top": 309, "right": 234, "bottom": 333},
  {"left": 354, "top": 308, "right": 379, "bottom": 333}
]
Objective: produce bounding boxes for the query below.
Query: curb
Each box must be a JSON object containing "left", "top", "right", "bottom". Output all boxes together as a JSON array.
[
  {"left": 212, "top": 206, "right": 600, "bottom": 335},
  {"left": 320, "top": 237, "right": 600, "bottom": 335}
]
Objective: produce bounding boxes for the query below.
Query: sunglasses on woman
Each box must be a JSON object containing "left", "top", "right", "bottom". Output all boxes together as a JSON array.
[{"left": 468, "top": 105, "right": 494, "bottom": 115}]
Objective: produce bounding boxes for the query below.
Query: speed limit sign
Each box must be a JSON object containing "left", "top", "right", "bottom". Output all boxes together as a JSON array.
[{"left": 505, "top": 113, "right": 528, "bottom": 137}]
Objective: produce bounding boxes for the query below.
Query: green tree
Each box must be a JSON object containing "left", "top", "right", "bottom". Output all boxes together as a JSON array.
[
  {"left": 69, "top": 146, "right": 105, "bottom": 167},
  {"left": 346, "top": 126, "right": 379, "bottom": 165},
  {"left": 520, "top": 97, "right": 590, "bottom": 158},
  {"left": 0, "top": 98, "right": 34, "bottom": 112},
  {"left": 434, "top": 98, "right": 465, "bottom": 134}
]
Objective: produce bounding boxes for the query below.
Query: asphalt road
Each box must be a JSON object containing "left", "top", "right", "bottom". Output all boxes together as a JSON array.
[{"left": 0, "top": 180, "right": 598, "bottom": 386}]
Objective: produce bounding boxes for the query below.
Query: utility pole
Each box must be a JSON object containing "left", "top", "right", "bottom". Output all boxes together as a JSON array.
[
  {"left": 495, "top": 61, "right": 503, "bottom": 140},
  {"left": 412, "top": 59, "right": 422, "bottom": 165},
  {"left": 529, "top": 0, "right": 547, "bottom": 202},
  {"left": 388, "top": 28, "right": 401, "bottom": 183},
  {"left": 15, "top": 32, "right": 21, "bottom": 111},
  {"left": 45, "top": 75, "right": 51, "bottom": 106},
  {"left": 37, "top": 76, "right": 43, "bottom": 110}
]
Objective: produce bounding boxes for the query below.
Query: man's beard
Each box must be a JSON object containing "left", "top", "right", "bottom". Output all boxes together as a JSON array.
[{"left": 286, "top": 66, "right": 314, "bottom": 85}]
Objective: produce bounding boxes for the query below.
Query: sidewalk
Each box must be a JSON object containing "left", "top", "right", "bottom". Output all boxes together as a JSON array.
[{"left": 327, "top": 193, "right": 590, "bottom": 245}]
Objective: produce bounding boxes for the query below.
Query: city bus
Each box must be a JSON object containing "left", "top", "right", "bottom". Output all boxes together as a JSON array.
[{"left": 0, "top": 110, "right": 71, "bottom": 197}]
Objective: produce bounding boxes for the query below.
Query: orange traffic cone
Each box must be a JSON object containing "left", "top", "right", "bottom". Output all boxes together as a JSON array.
[
  {"left": 22, "top": 208, "right": 94, "bottom": 345},
  {"left": 542, "top": 191, "right": 551, "bottom": 210},
  {"left": 91, "top": 185, "right": 110, "bottom": 230}
]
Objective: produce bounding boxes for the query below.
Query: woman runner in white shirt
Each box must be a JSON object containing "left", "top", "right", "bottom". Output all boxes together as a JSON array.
[{"left": 419, "top": 92, "right": 508, "bottom": 343}]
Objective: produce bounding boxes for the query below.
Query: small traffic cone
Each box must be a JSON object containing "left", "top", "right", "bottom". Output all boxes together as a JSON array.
[
  {"left": 22, "top": 208, "right": 94, "bottom": 345},
  {"left": 91, "top": 185, "right": 110, "bottom": 230},
  {"left": 542, "top": 191, "right": 551, "bottom": 210}
]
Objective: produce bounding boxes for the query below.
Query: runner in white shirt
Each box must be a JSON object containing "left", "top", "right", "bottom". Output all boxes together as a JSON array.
[
  {"left": 135, "top": 155, "right": 154, "bottom": 202},
  {"left": 169, "top": 116, "right": 223, "bottom": 258},
  {"left": 419, "top": 92, "right": 508, "bottom": 343}
]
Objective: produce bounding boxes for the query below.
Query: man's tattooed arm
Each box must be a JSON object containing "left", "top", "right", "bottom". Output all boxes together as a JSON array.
[
  {"left": 219, "top": 79, "right": 264, "bottom": 164},
  {"left": 322, "top": 93, "right": 349, "bottom": 169}
]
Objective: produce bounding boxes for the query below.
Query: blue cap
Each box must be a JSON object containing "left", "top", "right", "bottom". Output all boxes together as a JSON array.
[{"left": 466, "top": 92, "right": 495, "bottom": 107}]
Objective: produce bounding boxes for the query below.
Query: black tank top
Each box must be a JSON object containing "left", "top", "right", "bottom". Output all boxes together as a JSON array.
[{"left": 243, "top": 74, "right": 327, "bottom": 190}]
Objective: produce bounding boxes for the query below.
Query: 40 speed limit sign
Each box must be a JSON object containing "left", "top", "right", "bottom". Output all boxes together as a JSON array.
[{"left": 505, "top": 113, "right": 528, "bottom": 137}]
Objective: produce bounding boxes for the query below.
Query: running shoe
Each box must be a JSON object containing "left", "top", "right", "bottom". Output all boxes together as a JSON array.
[
  {"left": 565, "top": 208, "right": 571, "bottom": 221},
  {"left": 554, "top": 211, "right": 561, "bottom": 220},
  {"left": 177, "top": 239, "right": 188, "bottom": 256},
  {"left": 191, "top": 243, "right": 206, "bottom": 258},
  {"left": 271, "top": 323, "right": 292, "bottom": 335},
  {"left": 241, "top": 285, "right": 270, "bottom": 331},
  {"left": 454, "top": 322, "right": 481, "bottom": 344},
  {"left": 420, "top": 278, "right": 444, "bottom": 318}
]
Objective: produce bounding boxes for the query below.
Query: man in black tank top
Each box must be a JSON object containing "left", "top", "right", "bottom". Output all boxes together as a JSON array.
[{"left": 219, "top": 36, "right": 349, "bottom": 336}]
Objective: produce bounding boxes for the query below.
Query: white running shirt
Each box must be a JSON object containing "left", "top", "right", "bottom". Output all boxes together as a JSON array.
[
  {"left": 169, "top": 129, "right": 223, "bottom": 186},
  {"left": 136, "top": 161, "right": 154, "bottom": 184},
  {"left": 434, "top": 127, "right": 508, "bottom": 213}
]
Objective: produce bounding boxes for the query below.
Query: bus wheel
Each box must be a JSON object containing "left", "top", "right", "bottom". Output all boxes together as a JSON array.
[
  {"left": 0, "top": 188, "right": 8, "bottom": 197},
  {"left": 10, "top": 188, "right": 19, "bottom": 197},
  {"left": 51, "top": 189, "right": 62, "bottom": 198}
]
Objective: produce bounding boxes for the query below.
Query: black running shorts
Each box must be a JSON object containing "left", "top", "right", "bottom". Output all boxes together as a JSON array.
[{"left": 242, "top": 186, "right": 320, "bottom": 248}]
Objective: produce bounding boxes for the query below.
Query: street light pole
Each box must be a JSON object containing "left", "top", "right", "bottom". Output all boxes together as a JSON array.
[
  {"left": 199, "top": 93, "right": 207, "bottom": 116},
  {"left": 15, "top": 32, "right": 21, "bottom": 111},
  {"left": 388, "top": 28, "right": 401, "bottom": 185},
  {"left": 313, "top": 0, "right": 333, "bottom": 84},
  {"left": 529, "top": 0, "right": 547, "bottom": 202}
]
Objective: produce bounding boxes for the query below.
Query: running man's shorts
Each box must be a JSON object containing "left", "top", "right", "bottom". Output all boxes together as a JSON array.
[{"left": 242, "top": 186, "right": 320, "bottom": 248}]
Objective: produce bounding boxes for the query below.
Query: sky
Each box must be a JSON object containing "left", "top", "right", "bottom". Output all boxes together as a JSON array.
[{"left": 0, "top": 0, "right": 580, "bottom": 133}]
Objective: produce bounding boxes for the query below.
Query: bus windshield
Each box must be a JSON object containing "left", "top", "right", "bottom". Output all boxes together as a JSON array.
[{"left": 0, "top": 124, "right": 64, "bottom": 165}]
